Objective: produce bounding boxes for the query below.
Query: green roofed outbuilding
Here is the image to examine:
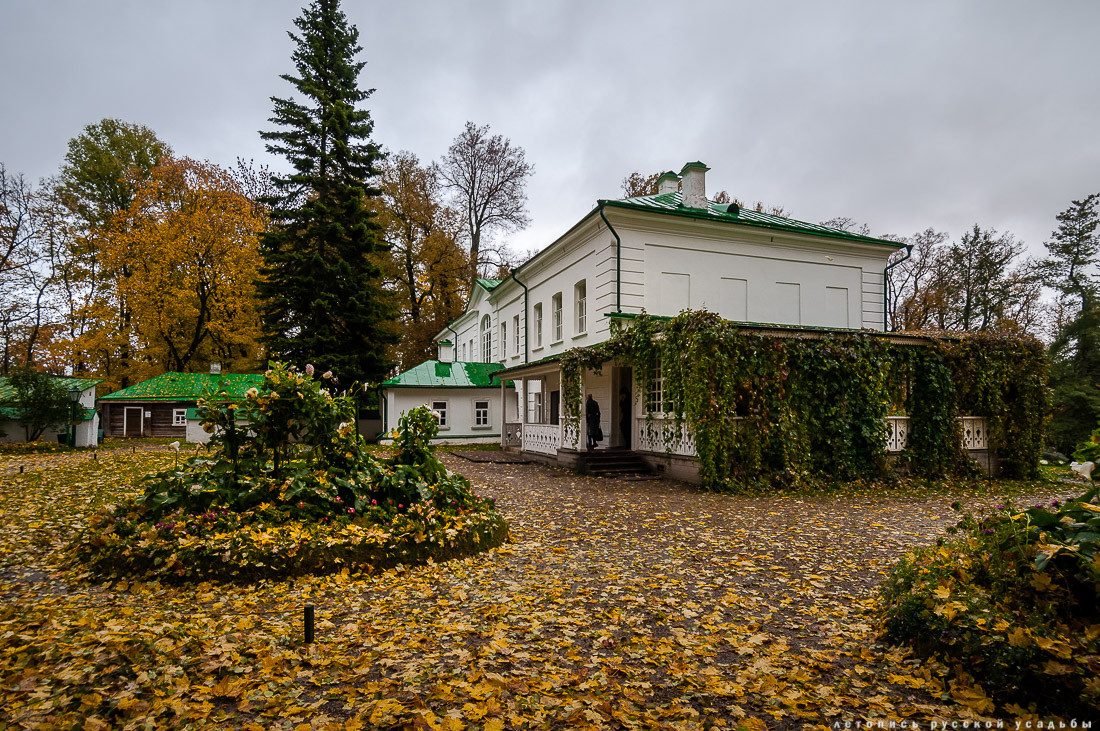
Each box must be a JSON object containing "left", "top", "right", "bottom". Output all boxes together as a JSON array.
[
  {"left": 97, "top": 371, "right": 264, "bottom": 439},
  {"left": 379, "top": 359, "right": 513, "bottom": 444},
  {"left": 0, "top": 375, "right": 102, "bottom": 446}
]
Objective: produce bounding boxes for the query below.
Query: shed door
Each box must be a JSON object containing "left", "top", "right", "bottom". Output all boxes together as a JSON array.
[{"left": 124, "top": 407, "right": 143, "bottom": 437}]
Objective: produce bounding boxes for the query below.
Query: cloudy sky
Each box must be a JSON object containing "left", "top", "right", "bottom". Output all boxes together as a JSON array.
[{"left": 2, "top": 1, "right": 1098, "bottom": 259}]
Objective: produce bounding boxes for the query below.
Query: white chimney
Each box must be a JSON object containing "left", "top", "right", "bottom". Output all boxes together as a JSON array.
[
  {"left": 209, "top": 362, "right": 222, "bottom": 375},
  {"left": 438, "top": 340, "right": 454, "bottom": 362},
  {"left": 679, "top": 161, "right": 709, "bottom": 209},
  {"left": 656, "top": 171, "right": 680, "bottom": 195}
]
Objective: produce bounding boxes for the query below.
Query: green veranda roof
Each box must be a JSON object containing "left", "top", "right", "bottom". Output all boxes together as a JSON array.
[
  {"left": 98, "top": 372, "right": 265, "bottom": 402},
  {"left": 382, "top": 360, "right": 511, "bottom": 389},
  {"left": 475, "top": 278, "right": 503, "bottom": 291},
  {"left": 602, "top": 192, "right": 905, "bottom": 249}
]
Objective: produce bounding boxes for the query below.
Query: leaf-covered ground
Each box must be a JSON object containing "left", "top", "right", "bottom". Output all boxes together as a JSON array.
[{"left": 0, "top": 448, "right": 1084, "bottom": 729}]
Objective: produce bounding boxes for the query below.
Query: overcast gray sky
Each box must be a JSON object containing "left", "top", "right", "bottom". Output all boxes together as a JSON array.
[{"left": 2, "top": 1, "right": 1097, "bottom": 259}]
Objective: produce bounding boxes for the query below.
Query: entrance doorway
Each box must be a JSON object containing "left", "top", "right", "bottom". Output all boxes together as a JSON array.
[
  {"left": 612, "top": 366, "right": 633, "bottom": 448},
  {"left": 124, "top": 407, "right": 143, "bottom": 437}
]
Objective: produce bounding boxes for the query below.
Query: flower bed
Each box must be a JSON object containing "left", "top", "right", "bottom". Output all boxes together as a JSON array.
[{"left": 72, "top": 363, "right": 508, "bottom": 582}]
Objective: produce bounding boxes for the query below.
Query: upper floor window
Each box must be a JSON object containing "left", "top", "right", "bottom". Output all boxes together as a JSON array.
[
  {"left": 480, "top": 315, "right": 492, "bottom": 363},
  {"left": 500, "top": 320, "right": 507, "bottom": 359},
  {"left": 533, "top": 303, "right": 543, "bottom": 348},
  {"left": 552, "top": 293, "right": 563, "bottom": 342},
  {"left": 513, "top": 315, "right": 520, "bottom": 354},
  {"left": 574, "top": 280, "right": 586, "bottom": 334}
]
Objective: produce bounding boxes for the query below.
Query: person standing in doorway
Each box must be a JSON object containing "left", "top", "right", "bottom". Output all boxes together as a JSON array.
[
  {"left": 619, "top": 387, "right": 631, "bottom": 448},
  {"left": 585, "top": 394, "right": 601, "bottom": 450}
]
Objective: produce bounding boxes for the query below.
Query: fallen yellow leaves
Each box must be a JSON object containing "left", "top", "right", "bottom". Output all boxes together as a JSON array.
[{"left": 0, "top": 449, "right": 1083, "bottom": 728}]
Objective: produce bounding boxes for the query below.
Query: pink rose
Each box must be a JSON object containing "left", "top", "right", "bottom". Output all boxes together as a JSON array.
[{"left": 305, "top": 364, "right": 315, "bottom": 376}]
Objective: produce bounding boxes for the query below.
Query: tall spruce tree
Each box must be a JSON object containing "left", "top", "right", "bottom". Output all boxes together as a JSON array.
[
  {"left": 1045, "top": 194, "right": 1100, "bottom": 453},
  {"left": 258, "top": 0, "right": 397, "bottom": 385}
]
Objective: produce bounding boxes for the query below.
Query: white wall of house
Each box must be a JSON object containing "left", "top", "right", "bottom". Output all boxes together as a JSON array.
[
  {"left": 611, "top": 209, "right": 891, "bottom": 329},
  {"left": 381, "top": 387, "right": 505, "bottom": 443},
  {"left": 1, "top": 385, "right": 99, "bottom": 446},
  {"left": 436, "top": 186, "right": 897, "bottom": 373}
]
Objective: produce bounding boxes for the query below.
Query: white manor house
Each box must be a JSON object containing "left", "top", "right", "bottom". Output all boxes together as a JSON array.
[{"left": 380, "top": 162, "right": 989, "bottom": 479}]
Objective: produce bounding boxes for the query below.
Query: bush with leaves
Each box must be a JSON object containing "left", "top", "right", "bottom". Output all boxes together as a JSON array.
[
  {"left": 1073, "top": 426, "right": 1100, "bottom": 464},
  {"left": 878, "top": 488, "right": 1100, "bottom": 716},
  {"left": 73, "top": 363, "right": 507, "bottom": 581}
]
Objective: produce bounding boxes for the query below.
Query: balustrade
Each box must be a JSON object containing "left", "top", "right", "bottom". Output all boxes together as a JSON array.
[
  {"left": 523, "top": 423, "right": 561, "bottom": 455},
  {"left": 503, "top": 422, "right": 522, "bottom": 447}
]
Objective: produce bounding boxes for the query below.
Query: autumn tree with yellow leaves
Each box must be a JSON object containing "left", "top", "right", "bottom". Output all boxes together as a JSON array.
[
  {"left": 103, "top": 156, "right": 266, "bottom": 381},
  {"left": 377, "top": 151, "right": 469, "bottom": 370}
]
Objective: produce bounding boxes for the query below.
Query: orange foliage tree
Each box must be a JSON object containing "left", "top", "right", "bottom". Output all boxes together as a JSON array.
[{"left": 97, "top": 157, "right": 266, "bottom": 382}]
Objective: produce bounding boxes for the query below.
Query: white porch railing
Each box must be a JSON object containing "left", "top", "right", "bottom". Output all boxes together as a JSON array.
[
  {"left": 886, "top": 416, "right": 910, "bottom": 453},
  {"left": 628, "top": 415, "right": 989, "bottom": 457},
  {"left": 884, "top": 416, "right": 989, "bottom": 453},
  {"left": 960, "top": 416, "right": 988, "bottom": 450},
  {"left": 523, "top": 423, "right": 561, "bottom": 455},
  {"left": 503, "top": 422, "right": 522, "bottom": 447},
  {"left": 634, "top": 417, "right": 697, "bottom": 456}
]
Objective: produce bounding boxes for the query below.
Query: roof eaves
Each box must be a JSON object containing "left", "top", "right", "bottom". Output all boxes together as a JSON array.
[{"left": 600, "top": 198, "right": 905, "bottom": 249}]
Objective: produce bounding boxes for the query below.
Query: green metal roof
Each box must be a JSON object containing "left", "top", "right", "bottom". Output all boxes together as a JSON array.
[
  {"left": 381, "top": 360, "right": 512, "bottom": 389},
  {"left": 601, "top": 192, "right": 905, "bottom": 249},
  {"left": 0, "top": 376, "right": 102, "bottom": 404},
  {"left": 98, "top": 372, "right": 265, "bottom": 402},
  {"left": 475, "top": 278, "right": 503, "bottom": 292}
]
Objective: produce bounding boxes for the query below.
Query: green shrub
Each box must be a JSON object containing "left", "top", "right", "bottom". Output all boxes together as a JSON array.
[
  {"left": 878, "top": 489, "right": 1100, "bottom": 716},
  {"left": 72, "top": 363, "right": 507, "bottom": 581},
  {"left": 1073, "top": 426, "right": 1100, "bottom": 464}
]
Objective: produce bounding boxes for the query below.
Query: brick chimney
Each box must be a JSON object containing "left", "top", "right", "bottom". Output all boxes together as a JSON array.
[
  {"left": 679, "top": 161, "right": 709, "bottom": 209},
  {"left": 656, "top": 171, "right": 680, "bottom": 195}
]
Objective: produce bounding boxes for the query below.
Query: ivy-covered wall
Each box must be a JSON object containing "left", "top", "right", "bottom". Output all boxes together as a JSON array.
[{"left": 561, "top": 312, "right": 1049, "bottom": 490}]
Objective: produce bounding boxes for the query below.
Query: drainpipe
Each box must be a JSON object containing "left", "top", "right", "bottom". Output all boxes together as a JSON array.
[
  {"left": 446, "top": 323, "right": 459, "bottom": 362},
  {"left": 508, "top": 268, "right": 529, "bottom": 364},
  {"left": 882, "top": 244, "right": 914, "bottom": 332},
  {"left": 598, "top": 203, "right": 622, "bottom": 313}
]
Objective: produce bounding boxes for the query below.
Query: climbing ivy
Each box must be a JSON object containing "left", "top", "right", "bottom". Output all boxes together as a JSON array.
[{"left": 561, "top": 312, "right": 1049, "bottom": 490}]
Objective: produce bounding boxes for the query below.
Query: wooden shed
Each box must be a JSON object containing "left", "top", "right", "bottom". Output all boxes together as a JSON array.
[{"left": 97, "top": 372, "right": 264, "bottom": 438}]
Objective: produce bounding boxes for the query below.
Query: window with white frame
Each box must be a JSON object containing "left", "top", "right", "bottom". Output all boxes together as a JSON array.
[
  {"left": 533, "top": 303, "right": 543, "bottom": 347},
  {"left": 512, "top": 314, "right": 520, "bottom": 354},
  {"left": 469, "top": 339, "right": 475, "bottom": 361},
  {"left": 461, "top": 342, "right": 467, "bottom": 361},
  {"left": 645, "top": 359, "right": 673, "bottom": 414},
  {"left": 431, "top": 400, "right": 449, "bottom": 428},
  {"left": 500, "top": 320, "right": 507, "bottom": 359},
  {"left": 480, "top": 315, "right": 492, "bottom": 363},
  {"left": 552, "top": 293, "right": 563, "bottom": 342},
  {"left": 474, "top": 400, "right": 490, "bottom": 427},
  {"left": 172, "top": 408, "right": 187, "bottom": 426},
  {"left": 574, "top": 280, "right": 586, "bottom": 333}
]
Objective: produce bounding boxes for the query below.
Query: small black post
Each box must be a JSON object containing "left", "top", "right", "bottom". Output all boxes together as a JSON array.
[
  {"left": 19, "top": 465, "right": 24, "bottom": 474},
  {"left": 304, "top": 605, "right": 315, "bottom": 644},
  {"left": 93, "top": 452, "right": 97, "bottom": 460}
]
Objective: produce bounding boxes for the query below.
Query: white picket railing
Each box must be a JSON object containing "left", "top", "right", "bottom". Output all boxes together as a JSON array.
[
  {"left": 523, "top": 423, "right": 561, "bottom": 455},
  {"left": 513, "top": 415, "right": 989, "bottom": 457},
  {"left": 886, "top": 416, "right": 910, "bottom": 453},
  {"left": 503, "top": 422, "right": 522, "bottom": 447},
  {"left": 634, "top": 418, "right": 697, "bottom": 456},
  {"left": 884, "top": 416, "right": 989, "bottom": 453},
  {"left": 627, "top": 414, "right": 989, "bottom": 457},
  {"left": 960, "top": 416, "right": 988, "bottom": 450}
]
